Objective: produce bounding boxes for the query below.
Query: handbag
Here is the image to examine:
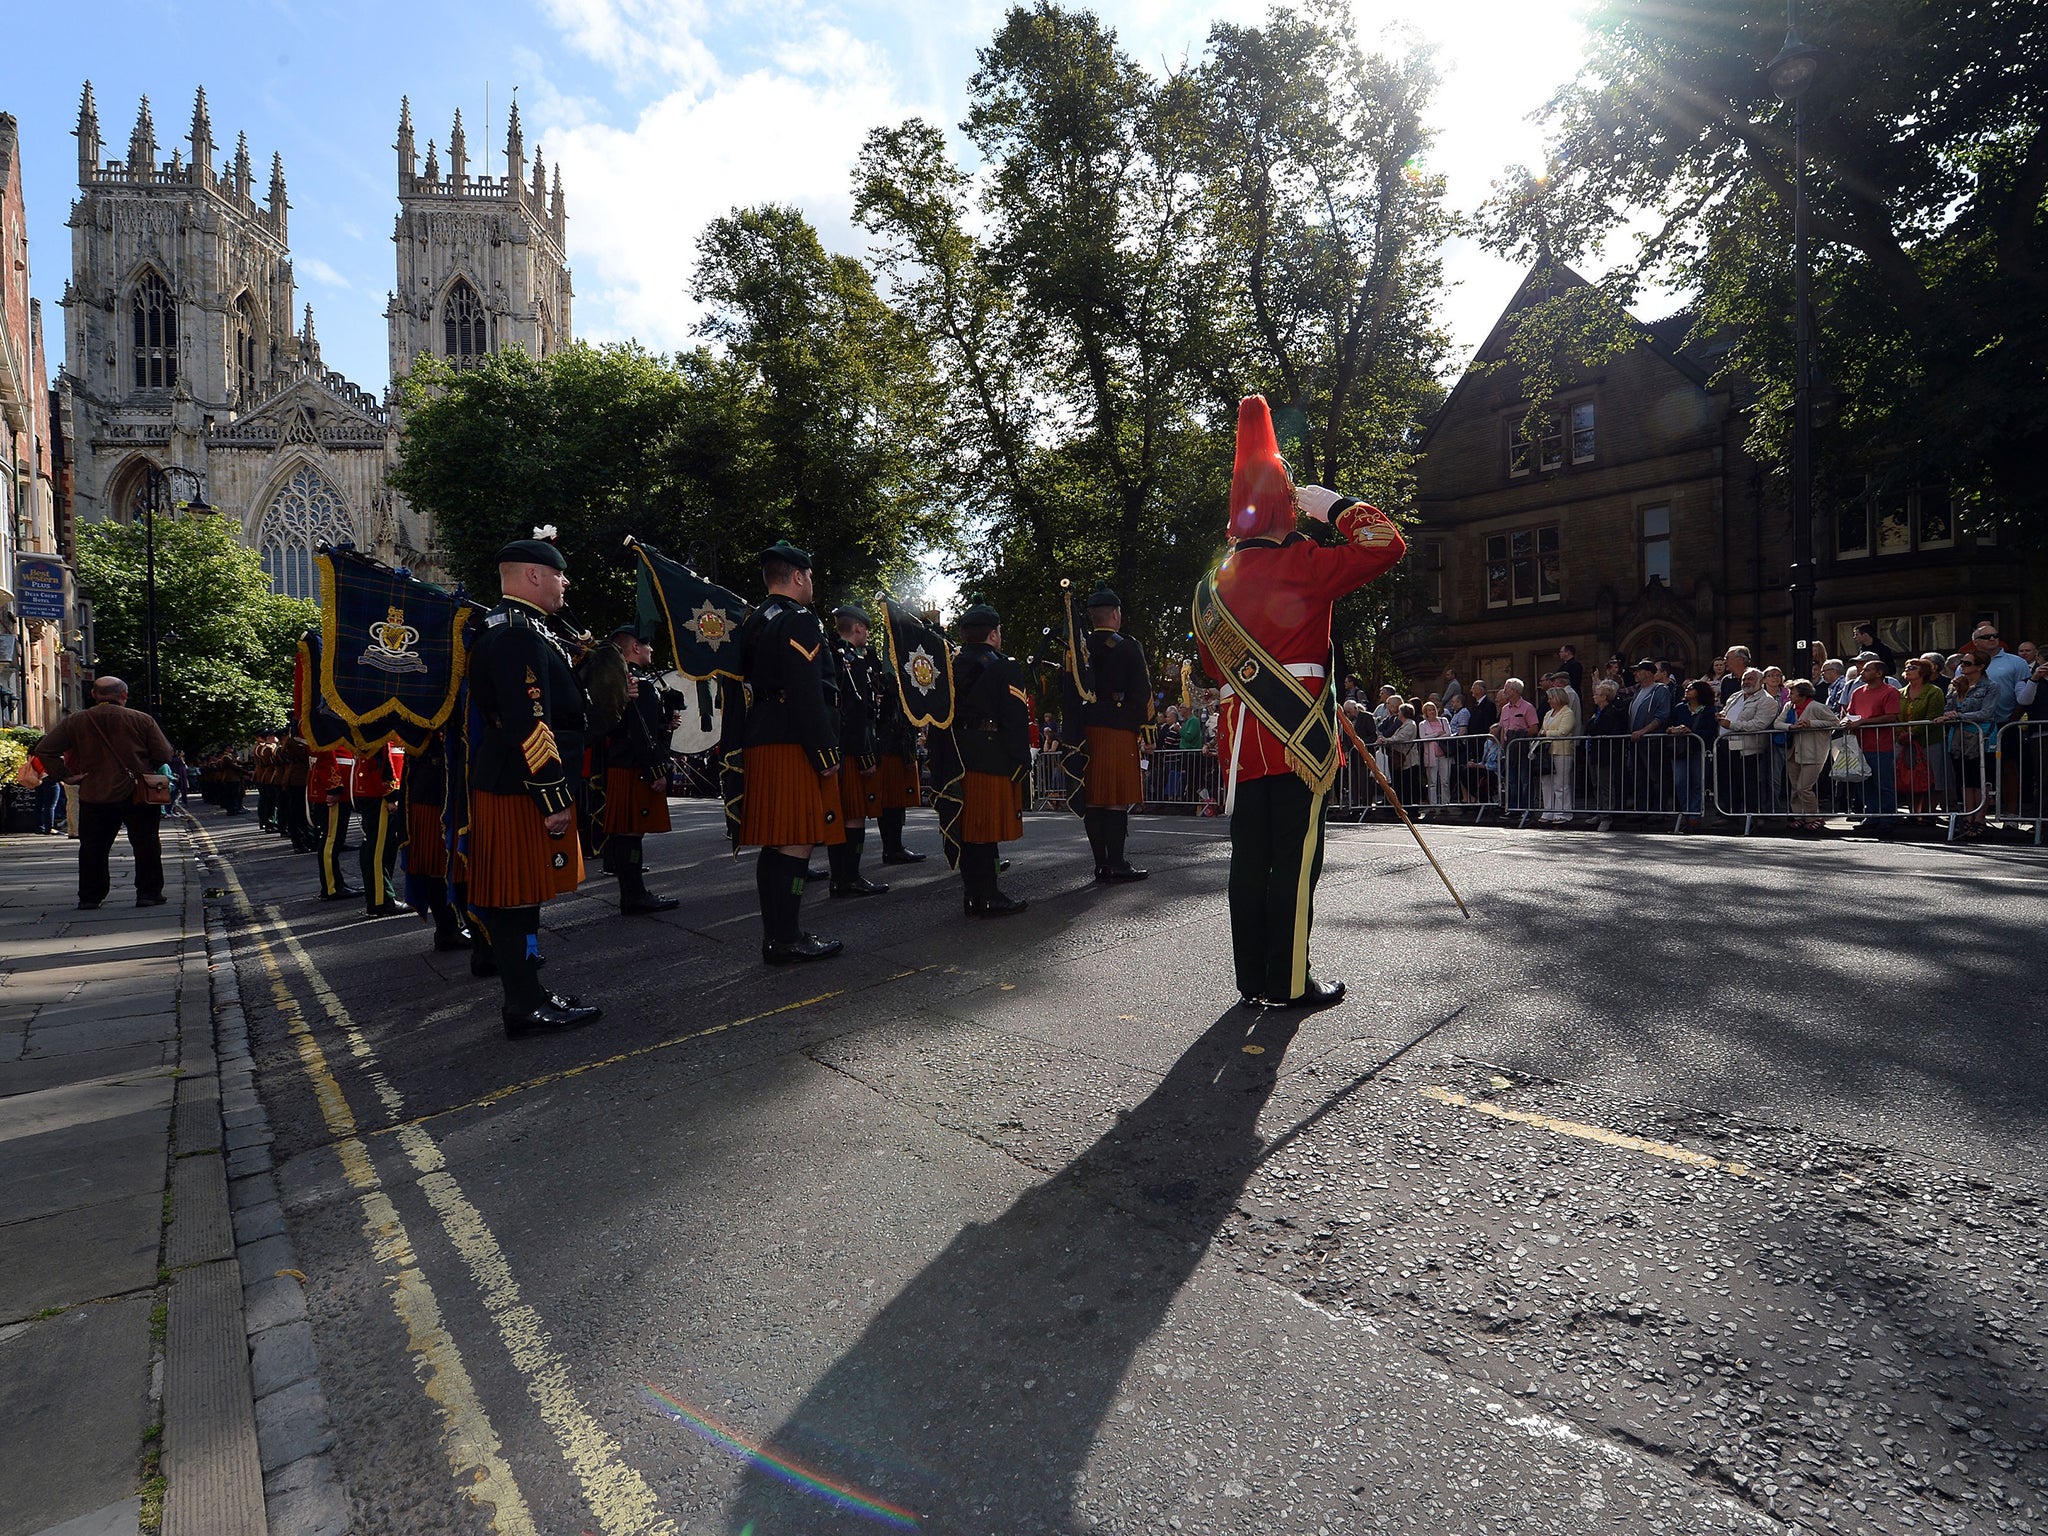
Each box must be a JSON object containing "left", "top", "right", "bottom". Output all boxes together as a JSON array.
[
  {"left": 14, "top": 756, "right": 44, "bottom": 789},
  {"left": 135, "top": 773, "right": 174, "bottom": 806},
  {"left": 1531, "top": 739, "right": 1554, "bottom": 776},
  {"left": 1830, "top": 734, "right": 1871, "bottom": 782}
]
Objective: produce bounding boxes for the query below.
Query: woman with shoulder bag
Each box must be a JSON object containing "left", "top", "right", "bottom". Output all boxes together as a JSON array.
[{"left": 1538, "top": 685, "right": 1578, "bottom": 824}]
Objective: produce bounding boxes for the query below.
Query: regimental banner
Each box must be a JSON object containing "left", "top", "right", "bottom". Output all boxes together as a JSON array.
[
  {"left": 315, "top": 548, "right": 474, "bottom": 752},
  {"left": 15, "top": 556, "right": 67, "bottom": 622},
  {"left": 630, "top": 538, "right": 749, "bottom": 682},
  {"left": 294, "top": 630, "right": 353, "bottom": 752},
  {"left": 877, "top": 597, "right": 956, "bottom": 730}
]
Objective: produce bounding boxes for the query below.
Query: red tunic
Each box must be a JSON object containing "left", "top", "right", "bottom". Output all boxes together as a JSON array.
[{"left": 1196, "top": 505, "right": 1406, "bottom": 785}]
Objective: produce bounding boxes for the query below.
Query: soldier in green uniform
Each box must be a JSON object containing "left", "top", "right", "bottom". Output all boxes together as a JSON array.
[
  {"left": 595, "top": 625, "right": 682, "bottom": 915},
  {"left": 1073, "top": 586, "right": 1152, "bottom": 882},
  {"left": 466, "top": 537, "right": 602, "bottom": 1037},
  {"left": 826, "top": 605, "right": 890, "bottom": 899},
  {"left": 729, "top": 542, "right": 845, "bottom": 964},
  {"left": 949, "top": 604, "right": 1031, "bottom": 916}
]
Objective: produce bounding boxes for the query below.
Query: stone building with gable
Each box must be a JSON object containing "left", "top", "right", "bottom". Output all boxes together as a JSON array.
[
  {"left": 1395, "top": 264, "right": 2031, "bottom": 689},
  {"left": 58, "top": 85, "right": 572, "bottom": 597}
]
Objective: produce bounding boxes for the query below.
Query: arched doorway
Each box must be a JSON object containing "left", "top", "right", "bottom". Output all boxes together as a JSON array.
[{"left": 1617, "top": 622, "right": 1696, "bottom": 680}]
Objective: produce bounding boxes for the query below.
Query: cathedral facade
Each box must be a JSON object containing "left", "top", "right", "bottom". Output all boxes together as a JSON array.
[{"left": 59, "top": 85, "right": 571, "bottom": 594}]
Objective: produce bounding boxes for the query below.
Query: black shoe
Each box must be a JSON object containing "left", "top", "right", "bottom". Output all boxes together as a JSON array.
[
  {"left": 365, "top": 902, "right": 408, "bottom": 918},
  {"left": 967, "top": 893, "right": 1029, "bottom": 917},
  {"left": 502, "top": 1001, "right": 602, "bottom": 1038},
  {"left": 880, "top": 849, "right": 927, "bottom": 865},
  {"left": 545, "top": 992, "right": 586, "bottom": 1010},
  {"left": 804, "top": 866, "right": 830, "bottom": 883},
  {"left": 1272, "top": 978, "right": 1346, "bottom": 1010},
  {"left": 434, "top": 928, "right": 474, "bottom": 952},
  {"left": 621, "top": 894, "right": 680, "bottom": 914},
  {"left": 77, "top": 900, "right": 103, "bottom": 911},
  {"left": 319, "top": 887, "right": 359, "bottom": 901},
  {"left": 1238, "top": 992, "right": 1267, "bottom": 1009},
  {"left": 763, "top": 933, "right": 844, "bottom": 964},
  {"left": 830, "top": 877, "right": 889, "bottom": 898},
  {"left": 136, "top": 893, "right": 168, "bottom": 908},
  {"left": 1099, "top": 864, "right": 1148, "bottom": 883}
]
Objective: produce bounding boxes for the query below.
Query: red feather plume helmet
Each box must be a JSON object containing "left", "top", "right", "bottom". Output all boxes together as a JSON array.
[{"left": 1227, "top": 395, "right": 1297, "bottom": 542}]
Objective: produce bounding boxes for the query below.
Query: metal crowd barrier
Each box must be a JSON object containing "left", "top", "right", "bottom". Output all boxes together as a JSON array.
[
  {"left": 1712, "top": 722, "right": 1994, "bottom": 837},
  {"left": 1487, "top": 730, "right": 1706, "bottom": 830},
  {"left": 1994, "top": 720, "right": 2046, "bottom": 844}
]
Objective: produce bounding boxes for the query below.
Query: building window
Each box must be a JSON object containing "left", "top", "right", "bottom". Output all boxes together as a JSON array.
[
  {"left": 1918, "top": 613, "right": 1954, "bottom": 653},
  {"left": 1485, "top": 524, "right": 1561, "bottom": 608},
  {"left": 1841, "top": 483, "right": 1953, "bottom": 559},
  {"left": 131, "top": 270, "right": 178, "bottom": 390},
  {"left": 258, "top": 464, "right": 354, "bottom": 600},
  {"left": 1915, "top": 485, "right": 1953, "bottom": 549},
  {"left": 232, "top": 295, "right": 258, "bottom": 403},
  {"left": 1570, "top": 400, "right": 1595, "bottom": 464},
  {"left": 1640, "top": 504, "right": 1671, "bottom": 586},
  {"left": 443, "top": 279, "right": 488, "bottom": 365},
  {"left": 1418, "top": 539, "right": 1444, "bottom": 615},
  {"left": 1835, "top": 615, "right": 1956, "bottom": 663}
]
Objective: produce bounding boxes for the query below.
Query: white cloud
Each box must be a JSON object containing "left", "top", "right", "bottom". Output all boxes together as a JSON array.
[{"left": 298, "top": 255, "right": 353, "bottom": 289}]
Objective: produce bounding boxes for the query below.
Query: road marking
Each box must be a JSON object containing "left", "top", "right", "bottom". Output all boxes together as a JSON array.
[
  {"left": 210, "top": 858, "right": 538, "bottom": 1535},
  {"left": 205, "top": 835, "right": 682, "bottom": 1536},
  {"left": 1418, "top": 1086, "right": 1753, "bottom": 1177}
]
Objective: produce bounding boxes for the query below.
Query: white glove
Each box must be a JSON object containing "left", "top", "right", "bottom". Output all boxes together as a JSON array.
[{"left": 1295, "top": 484, "right": 1342, "bottom": 523}]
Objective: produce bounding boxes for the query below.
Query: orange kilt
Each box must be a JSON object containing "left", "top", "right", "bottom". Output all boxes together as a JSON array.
[
  {"left": 962, "top": 771, "right": 1024, "bottom": 844},
  {"left": 873, "top": 753, "right": 922, "bottom": 810},
  {"left": 467, "top": 789, "right": 584, "bottom": 907},
  {"left": 404, "top": 802, "right": 448, "bottom": 880},
  {"left": 603, "top": 765, "right": 673, "bottom": 835},
  {"left": 838, "top": 759, "right": 877, "bottom": 827},
  {"left": 738, "top": 743, "right": 847, "bottom": 848},
  {"left": 1085, "top": 726, "right": 1144, "bottom": 806}
]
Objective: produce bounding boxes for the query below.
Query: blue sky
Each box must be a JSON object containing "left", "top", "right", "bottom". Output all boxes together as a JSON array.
[{"left": 11, "top": 0, "right": 1603, "bottom": 394}]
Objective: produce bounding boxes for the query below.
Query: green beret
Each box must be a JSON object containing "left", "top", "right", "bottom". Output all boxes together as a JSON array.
[
  {"left": 496, "top": 538, "right": 567, "bottom": 570},
  {"left": 959, "top": 603, "right": 1002, "bottom": 630},
  {"left": 832, "top": 603, "right": 872, "bottom": 626},
  {"left": 759, "top": 540, "right": 812, "bottom": 571},
  {"left": 1087, "top": 586, "right": 1122, "bottom": 609}
]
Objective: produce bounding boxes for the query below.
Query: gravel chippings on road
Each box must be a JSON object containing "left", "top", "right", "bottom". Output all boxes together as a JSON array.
[{"left": 1223, "top": 1059, "right": 2047, "bottom": 1536}]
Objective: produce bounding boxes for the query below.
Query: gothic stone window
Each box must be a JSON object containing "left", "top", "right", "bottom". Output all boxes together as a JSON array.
[
  {"left": 259, "top": 464, "right": 354, "bottom": 600},
  {"left": 132, "top": 269, "right": 178, "bottom": 390},
  {"left": 443, "top": 278, "right": 489, "bottom": 366},
  {"left": 232, "top": 294, "right": 259, "bottom": 402}
]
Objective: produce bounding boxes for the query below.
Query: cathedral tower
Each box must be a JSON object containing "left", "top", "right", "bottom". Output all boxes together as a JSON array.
[{"left": 386, "top": 97, "right": 572, "bottom": 383}]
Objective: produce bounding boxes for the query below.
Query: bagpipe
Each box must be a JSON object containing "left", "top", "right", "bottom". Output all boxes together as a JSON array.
[
  {"left": 624, "top": 536, "right": 752, "bottom": 846},
  {"left": 1055, "top": 578, "right": 1097, "bottom": 818}
]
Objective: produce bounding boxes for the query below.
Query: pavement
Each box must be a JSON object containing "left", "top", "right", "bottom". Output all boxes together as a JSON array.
[{"left": 31, "top": 799, "right": 2048, "bottom": 1535}]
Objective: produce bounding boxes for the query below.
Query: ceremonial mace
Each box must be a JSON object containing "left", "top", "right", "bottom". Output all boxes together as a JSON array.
[{"left": 1331, "top": 703, "right": 1471, "bottom": 919}]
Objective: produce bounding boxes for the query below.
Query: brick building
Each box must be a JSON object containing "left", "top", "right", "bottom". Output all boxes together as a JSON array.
[{"left": 1395, "top": 265, "right": 2037, "bottom": 688}]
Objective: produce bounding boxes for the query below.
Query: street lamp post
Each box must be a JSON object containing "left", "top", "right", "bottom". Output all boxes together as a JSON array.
[
  {"left": 1767, "top": 4, "right": 1826, "bottom": 665},
  {"left": 139, "top": 463, "right": 213, "bottom": 719}
]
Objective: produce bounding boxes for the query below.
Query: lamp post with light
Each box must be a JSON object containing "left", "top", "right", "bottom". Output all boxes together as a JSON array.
[
  {"left": 1766, "top": 3, "right": 1827, "bottom": 663},
  {"left": 138, "top": 462, "right": 213, "bottom": 719}
]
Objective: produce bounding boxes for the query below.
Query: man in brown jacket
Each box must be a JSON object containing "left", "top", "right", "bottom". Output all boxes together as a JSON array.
[{"left": 29, "top": 677, "right": 176, "bottom": 909}]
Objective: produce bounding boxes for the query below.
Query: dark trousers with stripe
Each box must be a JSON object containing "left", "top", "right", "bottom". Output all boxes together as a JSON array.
[
  {"left": 318, "top": 800, "right": 353, "bottom": 896},
  {"left": 356, "top": 793, "right": 400, "bottom": 909},
  {"left": 1228, "top": 771, "right": 1328, "bottom": 1003}
]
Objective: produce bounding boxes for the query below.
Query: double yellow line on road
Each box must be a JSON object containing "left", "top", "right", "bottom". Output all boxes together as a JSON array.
[{"left": 204, "top": 834, "right": 680, "bottom": 1536}]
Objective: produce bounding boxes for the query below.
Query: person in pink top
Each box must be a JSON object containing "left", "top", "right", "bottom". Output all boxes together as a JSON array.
[
  {"left": 1841, "top": 657, "right": 1903, "bottom": 827},
  {"left": 1492, "top": 679, "right": 1541, "bottom": 814}
]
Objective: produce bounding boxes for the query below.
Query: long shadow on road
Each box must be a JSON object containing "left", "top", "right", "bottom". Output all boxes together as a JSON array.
[{"left": 720, "top": 1005, "right": 1300, "bottom": 1533}]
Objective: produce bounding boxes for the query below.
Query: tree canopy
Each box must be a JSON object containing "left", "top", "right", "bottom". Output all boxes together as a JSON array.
[
  {"left": 1479, "top": 0, "right": 2048, "bottom": 537},
  {"left": 75, "top": 514, "right": 315, "bottom": 752}
]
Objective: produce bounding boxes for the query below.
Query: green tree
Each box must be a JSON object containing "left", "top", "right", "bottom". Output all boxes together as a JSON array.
[
  {"left": 1478, "top": 0, "right": 2048, "bottom": 536},
  {"left": 75, "top": 515, "right": 314, "bottom": 752},
  {"left": 1196, "top": 2, "right": 1452, "bottom": 506}
]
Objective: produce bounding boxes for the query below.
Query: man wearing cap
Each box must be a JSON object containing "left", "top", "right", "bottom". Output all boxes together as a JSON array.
[
  {"left": 1627, "top": 658, "right": 1671, "bottom": 812},
  {"left": 731, "top": 542, "right": 845, "bottom": 963},
  {"left": 1194, "top": 394, "right": 1407, "bottom": 1009},
  {"left": 466, "top": 536, "right": 601, "bottom": 1036},
  {"left": 949, "top": 604, "right": 1031, "bottom": 916},
  {"left": 595, "top": 624, "right": 681, "bottom": 915},
  {"left": 827, "top": 605, "right": 890, "bottom": 898},
  {"left": 1071, "top": 587, "right": 1152, "bottom": 882}
]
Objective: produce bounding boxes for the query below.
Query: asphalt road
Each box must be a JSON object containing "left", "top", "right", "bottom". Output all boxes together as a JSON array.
[{"left": 198, "top": 801, "right": 2048, "bottom": 1536}]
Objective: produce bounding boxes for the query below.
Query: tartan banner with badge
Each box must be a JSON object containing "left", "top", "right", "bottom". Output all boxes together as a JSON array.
[
  {"left": 876, "top": 597, "right": 956, "bottom": 730},
  {"left": 294, "top": 630, "right": 353, "bottom": 753},
  {"left": 315, "top": 548, "right": 473, "bottom": 752},
  {"left": 630, "top": 538, "right": 748, "bottom": 682}
]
